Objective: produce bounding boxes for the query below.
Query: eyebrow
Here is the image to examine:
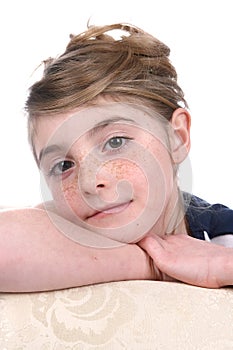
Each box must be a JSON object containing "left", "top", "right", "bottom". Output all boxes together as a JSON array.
[
  {"left": 38, "top": 145, "right": 65, "bottom": 165},
  {"left": 38, "top": 117, "right": 137, "bottom": 165},
  {"left": 87, "top": 117, "right": 137, "bottom": 137}
]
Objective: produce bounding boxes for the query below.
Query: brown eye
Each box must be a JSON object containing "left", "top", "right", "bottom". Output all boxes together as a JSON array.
[{"left": 50, "top": 160, "right": 75, "bottom": 176}]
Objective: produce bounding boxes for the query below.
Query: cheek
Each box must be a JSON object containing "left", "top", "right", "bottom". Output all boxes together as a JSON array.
[
  {"left": 148, "top": 138, "right": 175, "bottom": 189},
  {"left": 104, "top": 159, "right": 148, "bottom": 184},
  {"left": 109, "top": 160, "right": 144, "bottom": 179},
  {"left": 50, "top": 175, "right": 87, "bottom": 219},
  {"left": 102, "top": 159, "right": 149, "bottom": 201}
]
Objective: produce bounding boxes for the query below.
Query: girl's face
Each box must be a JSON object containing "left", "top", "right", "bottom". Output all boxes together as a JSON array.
[{"left": 34, "top": 101, "right": 190, "bottom": 243}]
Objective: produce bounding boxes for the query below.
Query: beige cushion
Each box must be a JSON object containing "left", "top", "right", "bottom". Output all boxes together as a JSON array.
[{"left": 0, "top": 281, "right": 233, "bottom": 349}]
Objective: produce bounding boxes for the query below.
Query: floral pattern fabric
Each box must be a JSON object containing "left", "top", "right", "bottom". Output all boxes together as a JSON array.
[{"left": 0, "top": 281, "right": 233, "bottom": 349}]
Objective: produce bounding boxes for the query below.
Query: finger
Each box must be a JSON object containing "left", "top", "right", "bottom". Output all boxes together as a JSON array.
[{"left": 138, "top": 235, "right": 165, "bottom": 257}]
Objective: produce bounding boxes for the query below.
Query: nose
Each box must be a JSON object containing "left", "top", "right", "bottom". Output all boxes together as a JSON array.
[
  {"left": 78, "top": 158, "right": 114, "bottom": 196},
  {"left": 78, "top": 157, "right": 134, "bottom": 207}
]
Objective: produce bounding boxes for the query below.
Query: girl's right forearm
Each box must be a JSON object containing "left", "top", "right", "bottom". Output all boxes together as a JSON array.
[{"left": 0, "top": 208, "right": 152, "bottom": 292}]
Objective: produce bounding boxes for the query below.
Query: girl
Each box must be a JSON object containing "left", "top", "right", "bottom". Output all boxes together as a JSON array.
[{"left": 1, "top": 23, "right": 233, "bottom": 292}]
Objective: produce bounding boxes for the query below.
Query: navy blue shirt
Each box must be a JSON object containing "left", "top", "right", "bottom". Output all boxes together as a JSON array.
[{"left": 183, "top": 192, "right": 233, "bottom": 240}]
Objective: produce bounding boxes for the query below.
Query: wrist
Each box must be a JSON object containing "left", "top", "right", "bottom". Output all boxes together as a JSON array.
[{"left": 124, "top": 244, "right": 155, "bottom": 280}]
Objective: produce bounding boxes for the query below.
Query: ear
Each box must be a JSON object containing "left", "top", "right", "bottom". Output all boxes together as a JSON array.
[{"left": 169, "top": 108, "right": 191, "bottom": 164}]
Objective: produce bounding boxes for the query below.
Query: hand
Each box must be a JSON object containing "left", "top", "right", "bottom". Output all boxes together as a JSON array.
[{"left": 138, "top": 233, "right": 233, "bottom": 288}]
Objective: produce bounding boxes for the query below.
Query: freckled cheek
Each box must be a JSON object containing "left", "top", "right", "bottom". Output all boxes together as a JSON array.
[
  {"left": 50, "top": 177, "right": 86, "bottom": 217},
  {"left": 102, "top": 160, "right": 149, "bottom": 194}
]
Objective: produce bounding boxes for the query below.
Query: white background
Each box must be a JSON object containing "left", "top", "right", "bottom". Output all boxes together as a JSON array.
[{"left": 0, "top": 0, "right": 232, "bottom": 208}]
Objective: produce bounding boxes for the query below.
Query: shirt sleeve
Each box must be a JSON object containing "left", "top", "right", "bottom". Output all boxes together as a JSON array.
[
  {"left": 211, "top": 234, "right": 233, "bottom": 247},
  {"left": 183, "top": 192, "right": 233, "bottom": 240}
]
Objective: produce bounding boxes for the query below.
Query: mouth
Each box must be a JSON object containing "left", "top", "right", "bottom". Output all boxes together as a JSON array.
[{"left": 87, "top": 200, "right": 133, "bottom": 220}]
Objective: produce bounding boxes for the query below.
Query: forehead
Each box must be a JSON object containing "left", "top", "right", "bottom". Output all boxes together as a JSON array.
[{"left": 33, "top": 102, "right": 167, "bottom": 157}]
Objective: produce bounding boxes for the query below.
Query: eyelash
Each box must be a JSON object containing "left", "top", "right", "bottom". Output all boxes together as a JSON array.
[
  {"left": 47, "top": 136, "right": 133, "bottom": 177},
  {"left": 48, "top": 160, "right": 75, "bottom": 177},
  {"left": 102, "top": 136, "right": 133, "bottom": 153}
]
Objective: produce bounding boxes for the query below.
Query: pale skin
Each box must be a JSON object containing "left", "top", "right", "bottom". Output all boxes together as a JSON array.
[
  {"left": 0, "top": 208, "right": 153, "bottom": 292},
  {"left": 139, "top": 234, "right": 233, "bottom": 288},
  {"left": 0, "top": 101, "right": 233, "bottom": 292}
]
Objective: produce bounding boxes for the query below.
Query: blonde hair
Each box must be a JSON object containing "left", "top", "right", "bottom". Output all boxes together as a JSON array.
[{"left": 26, "top": 23, "right": 188, "bottom": 148}]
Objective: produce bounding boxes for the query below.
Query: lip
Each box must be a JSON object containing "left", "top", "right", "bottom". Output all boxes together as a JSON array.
[{"left": 87, "top": 200, "right": 132, "bottom": 219}]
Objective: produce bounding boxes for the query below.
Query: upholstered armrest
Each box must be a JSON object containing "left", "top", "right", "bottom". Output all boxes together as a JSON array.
[{"left": 1, "top": 281, "right": 233, "bottom": 349}]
